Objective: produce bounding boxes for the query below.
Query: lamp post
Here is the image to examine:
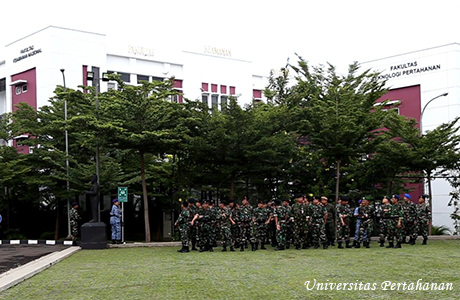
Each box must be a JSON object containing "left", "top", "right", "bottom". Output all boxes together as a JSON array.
[
  {"left": 420, "top": 92, "right": 448, "bottom": 133},
  {"left": 86, "top": 71, "right": 110, "bottom": 221},
  {"left": 60, "top": 69, "right": 71, "bottom": 239},
  {"left": 420, "top": 92, "right": 448, "bottom": 234}
]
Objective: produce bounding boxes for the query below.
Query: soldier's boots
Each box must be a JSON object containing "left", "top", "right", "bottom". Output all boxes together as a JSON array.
[
  {"left": 199, "top": 246, "right": 207, "bottom": 252},
  {"left": 329, "top": 241, "right": 335, "bottom": 247},
  {"left": 364, "top": 241, "right": 370, "bottom": 248},
  {"left": 302, "top": 244, "right": 309, "bottom": 249},
  {"left": 295, "top": 244, "right": 301, "bottom": 250},
  {"left": 209, "top": 247, "right": 213, "bottom": 252},
  {"left": 275, "top": 245, "right": 285, "bottom": 251},
  {"left": 380, "top": 241, "right": 385, "bottom": 247},
  {"left": 401, "top": 238, "right": 407, "bottom": 244},
  {"left": 230, "top": 246, "right": 235, "bottom": 252},
  {"left": 409, "top": 237, "right": 416, "bottom": 245},
  {"left": 386, "top": 242, "right": 394, "bottom": 248},
  {"left": 191, "top": 242, "right": 198, "bottom": 251},
  {"left": 260, "top": 243, "right": 267, "bottom": 250},
  {"left": 286, "top": 243, "right": 290, "bottom": 249},
  {"left": 323, "top": 243, "right": 328, "bottom": 249},
  {"left": 251, "top": 243, "right": 257, "bottom": 251},
  {"left": 240, "top": 244, "right": 245, "bottom": 252},
  {"left": 338, "top": 242, "right": 344, "bottom": 249},
  {"left": 422, "top": 237, "right": 427, "bottom": 245},
  {"left": 345, "top": 241, "right": 352, "bottom": 248},
  {"left": 393, "top": 242, "right": 402, "bottom": 248},
  {"left": 177, "top": 247, "right": 184, "bottom": 253},
  {"left": 314, "top": 244, "right": 320, "bottom": 249},
  {"left": 354, "top": 241, "right": 361, "bottom": 248},
  {"left": 222, "top": 246, "right": 227, "bottom": 252},
  {"left": 182, "top": 246, "right": 190, "bottom": 253}
]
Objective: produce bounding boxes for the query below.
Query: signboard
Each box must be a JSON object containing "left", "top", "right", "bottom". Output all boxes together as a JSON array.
[{"left": 118, "top": 187, "right": 128, "bottom": 203}]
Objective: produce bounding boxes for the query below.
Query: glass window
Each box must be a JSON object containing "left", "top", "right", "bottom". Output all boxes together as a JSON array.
[
  {"left": 211, "top": 95, "right": 218, "bottom": 109},
  {"left": 202, "top": 94, "right": 208, "bottom": 106},
  {"left": 119, "top": 72, "right": 130, "bottom": 82},
  {"left": 15, "top": 86, "right": 21, "bottom": 95},
  {"left": 137, "top": 75, "right": 149, "bottom": 84},
  {"left": 221, "top": 96, "right": 228, "bottom": 107},
  {"left": 152, "top": 77, "right": 164, "bottom": 82},
  {"left": 22, "top": 84, "right": 28, "bottom": 93},
  {"left": 0, "top": 78, "right": 5, "bottom": 92}
]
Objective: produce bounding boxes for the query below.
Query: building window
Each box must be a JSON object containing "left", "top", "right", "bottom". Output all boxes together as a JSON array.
[
  {"left": 211, "top": 84, "right": 218, "bottom": 93},
  {"left": 119, "top": 72, "right": 130, "bottom": 83},
  {"left": 15, "top": 86, "right": 22, "bottom": 95},
  {"left": 107, "top": 82, "right": 116, "bottom": 90},
  {"left": 202, "top": 94, "right": 209, "bottom": 106},
  {"left": 221, "top": 95, "right": 228, "bottom": 107},
  {"left": 22, "top": 84, "right": 28, "bottom": 93},
  {"left": 220, "top": 85, "right": 227, "bottom": 94},
  {"left": 137, "top": 74, "right": 149, "bottom": 84},
  {"left": 211, "top": 95, "right": 218, "bottom": 109},
  {"left": 0, "top": 78, "right": 5, "bottom": 92},
  {"left": 201, "top": 82, "right": 208, "bottom": 92},
  {"left": 230, "top": 86, "right": 236, "bottom": 95},
  {"left": 152, "top": 77, "right": 164, "bottom": 82}
]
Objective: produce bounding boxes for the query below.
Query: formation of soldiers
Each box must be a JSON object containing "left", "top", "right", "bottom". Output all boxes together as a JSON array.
[{"left": 174, "top": 193, "right": 432, "bottom": 253}]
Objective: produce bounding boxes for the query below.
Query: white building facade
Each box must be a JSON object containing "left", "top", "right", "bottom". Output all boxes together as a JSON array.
[
  {"left": 362, "top": 43, "right": 460, "bottom": 230},
  {"left": 0, "top": 26, "right": 268, "bottom": 127}
]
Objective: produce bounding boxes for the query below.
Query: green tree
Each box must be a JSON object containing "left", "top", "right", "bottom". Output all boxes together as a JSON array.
[{"left": 97, "top": 76, "right": 194, "bottom": 242}]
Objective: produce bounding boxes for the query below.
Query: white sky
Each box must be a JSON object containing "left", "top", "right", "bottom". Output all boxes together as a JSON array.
[{"left": 0, "top": 0, "right": 458, "bottom": 75}]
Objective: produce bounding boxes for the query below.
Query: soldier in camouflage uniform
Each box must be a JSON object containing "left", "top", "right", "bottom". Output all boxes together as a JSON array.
[
  {"left": 188, "top": 198, "right": 199, "bottom": 250},
  {"left": 209, "top": 201, "right": 219, "bottom": 248},
  {"left": 217, "top": 201, "right": 235, "bottom": 251},
  {"left": 192, "top": 200, "right": 215, "bottom": 252},
  {"left": 69, "top": 202, "right": 81, "bottom": 242},
  {"left": 238, "top": 197, "right": 256, "bottom": 251},
  {"left": 321, "top": 196, "right": 336, "bottom": 246},
  {"left": 229, "top": 199, "right": 240, "bottom": 249},
  {"left": 290, "top": 195, "right": 308, "bottom": 250},
  {"left": 417, "top": 195, "right": 431, "bottom": 245},
  {"left": 282, "top": 199, "right": 293, "bottom": 249},
  {"left": 336, "top": 196, "right": 352, "bottom": 249},
  {"left": 175, "top": 201, "right": 191, "bottom": 253},
  {"left": 267, "top": 201, "right": 277, "bottom": 247},
  {"left": 402, "top": 194, "right": 419, "bottom": 245},
  {"left": 355, "top": 197, "right": 374, "bottom": 248},
  {"left": 310, "top": 196, "right": 328, "bottom": 249},
  {"left": 274, "top": 199, "right": 289, "bottom": 250},
  {"left": 389, "top": 195, "right": 404, "bottom": 248},
  {"left": 378, "top": 197, "right": 392, "bottom": 247},
  {"left": 253, "top": 200, "right": 270, "bottom": 250}
]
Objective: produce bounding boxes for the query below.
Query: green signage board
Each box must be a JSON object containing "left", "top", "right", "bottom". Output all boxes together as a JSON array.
[{"left": 118, "top": 187, "right": 128, "bottom": 202}]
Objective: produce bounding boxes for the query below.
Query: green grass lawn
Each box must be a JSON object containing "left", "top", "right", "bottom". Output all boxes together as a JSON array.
[{"left": 1, "top": 240, "right": 459, "bottom": 300}]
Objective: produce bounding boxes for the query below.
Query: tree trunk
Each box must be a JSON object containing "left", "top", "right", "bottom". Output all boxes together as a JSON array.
[
  {"left": 335, "top": 160, "right": 341, "bottom": 202},
  {"left": 54, "top": 199, "right": 60, "bottom": 240},
  {"left": 140, "top": 151, "right": 151, "bottom": 242},
  {"left": 427, "top": 172, "right": 433, "bottom": 235}
]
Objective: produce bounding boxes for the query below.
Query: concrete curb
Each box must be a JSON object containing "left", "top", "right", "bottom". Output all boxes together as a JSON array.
[{"left": 0, "top": 246, "right": 81, "bottom": 293}]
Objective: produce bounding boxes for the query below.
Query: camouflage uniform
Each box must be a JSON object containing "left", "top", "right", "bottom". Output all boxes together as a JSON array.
[
  {"left": 336, "top": 202, "right": 352, "bottom": 248},
  {"left": 217, "top": 206, "right": 234, "bottom": 251},
  {"left": 274, "top": 204, "right": 289, "bottom": 250},
  {"left": 386, "top": 201, "right": 403, "bottom": 248},
  {"left": 402, "top": 199, "right": 419, "bottom": 244},
  {"left": 378, "top": 203, "right": 392, "bottom": 246},
  {"left": 310, "top": 203, "right": 327, "bottom": 248},
  {"left": 209, "top": 204, "right": 219, "bottom": 247},
  {"left": 238, "top": 204, "right": 255, "bottom": 251},
  {"left": 198, "top": 206, "right": 215, "bottom": 251},
  {"left": 417, "top": 201, "right": 431, "bottom": 244},
  {"left": 69, "top": 206, "right": 81, "bottom": 241},
  {"left": 229, "top": 204, "right": 240, "bottom": 248},
  {"left": 356, "top": 204, "right": 374, "bottom": 247},
  {"left": 175, "top": 207, "right": 191, "bottom": 252},
  {"left": 283, "top": 202, "right": 293, "bottom": 248},
  {"left": 290, "top": 202, "right": 308, "bottom": 249},
  {"left": 253, "top": 206, "right": 270, "bottom": 249}
]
